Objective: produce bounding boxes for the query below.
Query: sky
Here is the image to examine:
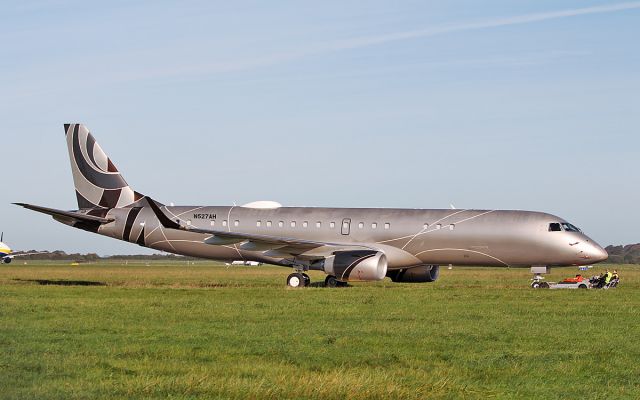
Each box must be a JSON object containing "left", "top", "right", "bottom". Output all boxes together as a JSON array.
[{"left": 1, "top": 1, "right": 639, "bottom": 255}]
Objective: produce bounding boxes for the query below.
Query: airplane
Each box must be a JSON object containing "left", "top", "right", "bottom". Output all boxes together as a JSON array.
[
  {"left": 0, "top": 233, "right": 11, "bottom": 263},
  {"left": 0, "top": 232, "right": 43, "bottom": 264},
  {"left": 15, "top": 124, "right": 608, "bottom": 287}
]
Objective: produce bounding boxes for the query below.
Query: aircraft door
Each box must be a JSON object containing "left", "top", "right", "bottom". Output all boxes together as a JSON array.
[{"left": 341, "top": 218, "right": 351, "bottom": 235}]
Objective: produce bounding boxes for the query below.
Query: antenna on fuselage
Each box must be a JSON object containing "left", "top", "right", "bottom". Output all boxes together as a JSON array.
[{"left": 1, "top": 232, "right": 3, "bottom": 242}]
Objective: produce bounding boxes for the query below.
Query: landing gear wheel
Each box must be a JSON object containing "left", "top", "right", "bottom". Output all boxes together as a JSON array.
[
  {"left": 302, "top": 273, "right": 311, "bottom": 287},
  {"left": 325, "top": 275, "right": 339, "bottom": 288},
  {"left": 287, "top": 273, "right": 305, "bottom": 288},
  {"left": 540, "top": 282, "right": 550, "bottom": 289},
  {"left": 531, "top": 282, "right": 541, "bottom": 289}
]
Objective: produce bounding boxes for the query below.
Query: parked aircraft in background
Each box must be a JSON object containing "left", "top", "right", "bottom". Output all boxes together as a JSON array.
[
  {"left": 227, "top": 261, "right": 262, "bottom": 266},
  {"left": 0, "top": 233, "right": 11, "bottom": 263},
  {"left": 15, "top": 124, "right": 608, "bottom": 287},
  {"left": 0, "top": 233, "right": 43, "bottom": 264}
]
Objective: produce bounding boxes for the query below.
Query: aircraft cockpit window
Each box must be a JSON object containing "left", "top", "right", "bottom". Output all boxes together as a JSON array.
[
  {"left": 548, "top": 223, "right": 562, "bottom": 232},
  {"left": 561, "top": 223, "right": 581, "bottom": 232}
]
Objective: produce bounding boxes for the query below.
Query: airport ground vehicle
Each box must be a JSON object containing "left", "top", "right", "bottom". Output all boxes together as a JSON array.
[
  {"left": 548, "top": 280, "right": 591, "bottom": 289},
  {"left": 531, "top": 276, "right": 619, "bottom": 289}
]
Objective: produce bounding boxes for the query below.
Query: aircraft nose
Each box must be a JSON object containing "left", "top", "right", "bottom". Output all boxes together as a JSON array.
[
  {"left": 574, "top": 239, "right": 608, "bottom": 264},
  {"left": 581, "top": 241, "right": 608, "bottom": 263},
  {"left": 590, "top": 244, "right": 609, "bottom": 263}
]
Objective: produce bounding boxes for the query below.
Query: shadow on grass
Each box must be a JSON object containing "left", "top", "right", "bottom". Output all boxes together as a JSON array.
[{"left": 13, "top": 279, "right": 107, "bottom": 286}]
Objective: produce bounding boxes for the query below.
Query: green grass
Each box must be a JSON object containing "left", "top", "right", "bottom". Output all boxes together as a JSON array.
[{"left": 1, "top": 262, "right": 639, "bottom": 399}]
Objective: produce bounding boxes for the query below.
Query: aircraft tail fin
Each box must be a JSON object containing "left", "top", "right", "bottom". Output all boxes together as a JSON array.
[{"left": 64, "top": 124, "right": 144, "bottom": 210}]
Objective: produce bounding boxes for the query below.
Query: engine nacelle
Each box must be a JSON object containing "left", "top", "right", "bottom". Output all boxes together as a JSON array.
[
  {"left": 387, "top": 265, "right": 440, "bottom": 283},
  {"left": 3, "top": 257, "right": 12, "bottom": 264},
  {"left": 323, "top": 250, "right": 387, "bottom": 282}
]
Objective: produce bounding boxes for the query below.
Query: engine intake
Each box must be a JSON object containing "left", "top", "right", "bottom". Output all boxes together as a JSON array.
[
  {"left": 387, "top": 265, "right": 440, "bottom": 283},
  {"left": 323, "top": 250, "right": 387, "bottom": 282}
]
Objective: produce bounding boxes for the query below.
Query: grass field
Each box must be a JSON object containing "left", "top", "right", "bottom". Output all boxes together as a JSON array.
[{"left": 1, "top": 261, "right": 639, "bottom": 399}]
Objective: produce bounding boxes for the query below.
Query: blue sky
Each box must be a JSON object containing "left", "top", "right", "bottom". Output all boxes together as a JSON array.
[{"left": 1, "top": 1, "right": 639, "bottom": 254}]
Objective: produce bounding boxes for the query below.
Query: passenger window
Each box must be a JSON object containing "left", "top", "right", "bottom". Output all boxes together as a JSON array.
[
  {"left": 358, "top": 222, "right": 364, "bottom": 229},
  {"left": 186, "top": 220, "right": 192, "bottom": 226},
  {"left": 278, "top": 221, "right": 284, "bottom": 228},
  {"left": 436, "top": 224, "right": 441, "bottom": 230},
  {"left": 291, "top": 221, "right": 296, "bottom": 228},
  {"left": 384, "top": 223, "right": 390, "bottom": 230},
  {"left": 303, "top": 221, "right": 308, "bottom": 228},
  {"left": 330, "top": 222, "right": 335, "bottom": 228},
  {"left": 549, "top": 223, "right": 562, "bottom": 232},
  {"left": 316, "top": 221, "right": 321, "bottom": 228},
  {"left": 449, "top": 224, "right": 455, "bottom": 231},
  {"left": 423, "top": 223, "right": 429, "bottom": 230},
  {"left": 372, "top": 222, "right": 377, "bottom": 229},
  {"left": 234, "top": 220, "right": 239, "bottom": 227},
  {"left": 266, "top": 221, "right": 272, "bottom": 228},
  {"left": 256, "top": 220, "right": 261, "bottom": 227},
  {"left": 210, "top": 221, "right": 215, "bottom": 226},
  {"left": 222, "top": 220, "right": 227, "bottom": 227}
]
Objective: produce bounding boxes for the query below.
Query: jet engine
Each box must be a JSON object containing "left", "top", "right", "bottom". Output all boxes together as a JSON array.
[
  {"left": 3, "top": 257, "right": 12, "bottom": 264},
  {"left": 387, "top": 265, "right": 439, "bottom": 283},
  {"left": 322, "top": 250, "right": 387, "bottom": 282}
]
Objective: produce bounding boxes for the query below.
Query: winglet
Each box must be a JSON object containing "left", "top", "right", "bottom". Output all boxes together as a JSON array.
[{"left": 146, "top": 197, "right": 182, "bottom": 230}]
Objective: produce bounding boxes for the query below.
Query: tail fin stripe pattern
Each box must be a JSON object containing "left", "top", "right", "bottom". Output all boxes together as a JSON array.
[
  {"left": 71, "top": 125, "right": 128, "bottom": 190},
  {"left": 65, "top": 124, "right": 140, "bottom": 209}
]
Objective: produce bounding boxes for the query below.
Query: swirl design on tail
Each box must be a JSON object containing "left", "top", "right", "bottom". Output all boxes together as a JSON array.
[{"left": 65, "top": 124, "right": 143, "bottom": 209}]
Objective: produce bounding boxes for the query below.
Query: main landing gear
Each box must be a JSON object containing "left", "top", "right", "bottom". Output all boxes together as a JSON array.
[
  {"left": 324, "top": 275, "right": 347, "bottom": 288},
  {"left": 286, "top": 272, "right": 310, "bottom": 288},
  {"left": 285, "top": 272, "right": 348, "bottom": 288}
]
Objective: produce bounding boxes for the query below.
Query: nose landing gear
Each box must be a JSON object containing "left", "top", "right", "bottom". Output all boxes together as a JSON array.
[{"left": 530, "top": 265, "right": 550, "bottom": 289}]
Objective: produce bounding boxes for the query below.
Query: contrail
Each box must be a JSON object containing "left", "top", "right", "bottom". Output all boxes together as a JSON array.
[
  {"left": 129, "top": 2, "right": 640, "bottom": 78},
  {"left": 320, "top": 2, "right": 640, "bottom": 52}
]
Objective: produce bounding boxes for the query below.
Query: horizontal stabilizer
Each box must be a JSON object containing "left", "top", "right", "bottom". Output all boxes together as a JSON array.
[{"left": 13, "top": 203, "right": 114, "bottom": 224}]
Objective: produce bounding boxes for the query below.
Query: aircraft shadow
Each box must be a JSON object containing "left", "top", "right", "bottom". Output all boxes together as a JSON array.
[{"left": 13, "top": 279, "right": 107, "bottom": 286}]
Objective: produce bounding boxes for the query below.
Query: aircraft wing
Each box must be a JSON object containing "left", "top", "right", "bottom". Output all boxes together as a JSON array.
[
  {"left": 4, "top": 252, "right": 48, "bottom": 258},
  {"left": 147, "top": 197, "right": 371, "bottom": 258}
]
